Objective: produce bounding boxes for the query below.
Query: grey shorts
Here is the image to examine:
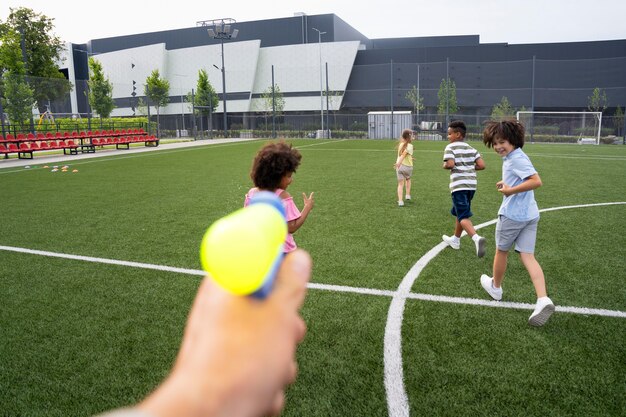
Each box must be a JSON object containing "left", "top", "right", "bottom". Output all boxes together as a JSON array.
[
  {"left": 495, "top": 215, "right": 539, "bottom": 253},
  {"left": 396, "top": 165, "right": 413, "bottom": 180}
]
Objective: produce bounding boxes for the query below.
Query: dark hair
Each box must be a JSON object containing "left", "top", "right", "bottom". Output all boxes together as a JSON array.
[
  {"left": 250, "top": 141, "right": 302, "bottom": 190},
  {"left": 483, "top": 120, "right": 526, "bottom": 149},
  {"left": 448, "top": 120, "right": 466, "bottom": 137}
]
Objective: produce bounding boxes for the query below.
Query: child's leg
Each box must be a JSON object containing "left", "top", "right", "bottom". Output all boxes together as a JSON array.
[
  {"left": 519, "top": 252, "right": 547, "bottom": 298},
  {"left": 397, "top": 179, "right": 405, "bottom": 202},
  {"left": 405, "top": 178, "right": 411, "bottom": 197},
  {"left": 453, "top": 219, "right": 463, "bottom": 238},
  {"left": 493, "top": 249, "right": 509, "bottom": 288},
  {"left": 459, "top": 218, "right": 477, "bottom": 237}
]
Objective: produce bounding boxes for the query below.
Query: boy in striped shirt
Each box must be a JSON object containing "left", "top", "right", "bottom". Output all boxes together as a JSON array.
[{"left": 442, "top": 120, "right": 487, "bottom": 257}]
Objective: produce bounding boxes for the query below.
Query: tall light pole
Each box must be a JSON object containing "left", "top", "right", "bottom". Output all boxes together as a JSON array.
[
  {"left": 173, "top": 73, "right": 186, "bottom": 134},
  {"left": 203, "top": 18, "right": 238, "bottom": 138},
  {"left": 312, "top": 27, "right": 326, "bottom": 137}
]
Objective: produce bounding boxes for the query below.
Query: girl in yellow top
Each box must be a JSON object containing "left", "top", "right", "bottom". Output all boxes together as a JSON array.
[{"left": 394, "top": 129, "right": 414, "bottom": 206}]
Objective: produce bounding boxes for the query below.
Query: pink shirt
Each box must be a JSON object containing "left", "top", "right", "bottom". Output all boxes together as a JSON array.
[{"left": 244, "top": 188, "right": 301, "bottom": 253}]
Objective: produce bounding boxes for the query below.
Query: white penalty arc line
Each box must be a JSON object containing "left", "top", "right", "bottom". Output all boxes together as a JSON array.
[{"left": 383, "top": 201, "right": 626, "bottom": 417}]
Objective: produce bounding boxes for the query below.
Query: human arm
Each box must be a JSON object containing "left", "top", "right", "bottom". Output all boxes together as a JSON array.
[
  {"left": 443, "top": 159, "right": 455, "bottom": 169},
  {"left": 394, "top": 151, "right": 408, "bottom": 169},
  {"left": 475, "top": 157, "right": 486, "bottom": 171},
  {"left": 287, "top": 192, "right": 314, "bottom": 234},
  {"left": 496, "top": 173, "right": 542, "bottom": 197},
  {"left": 132, "top": 250, "right": 311, "bottom": 417}
]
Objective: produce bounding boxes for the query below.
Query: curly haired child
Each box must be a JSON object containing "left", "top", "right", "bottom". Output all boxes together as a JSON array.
[{"left": 245, "top": 141, "right": 315, "bottom": 253}]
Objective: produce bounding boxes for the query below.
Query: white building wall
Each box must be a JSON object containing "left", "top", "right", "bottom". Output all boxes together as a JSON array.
[{"left": 68, "top": 39, "right": 358, "bottom": 117}]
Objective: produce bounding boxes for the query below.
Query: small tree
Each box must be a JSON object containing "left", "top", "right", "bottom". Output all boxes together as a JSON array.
[
  {"left": 187, "top": 69, "right": 218, "bottom": 135},
  {"left": 490, "top": 96, "right": 517, "bottom": 120},
  {"left": 323, "top": 90, "right": 344, "bottom": 127},
  {"left": 405, "top": 85, "right": 424, "bottom": 118},
  {"left": 588, "top": 87, "right": 608, "bottom": 113},
  {"left": 1, "top": 70, "right": 35, "bottom": 128},
  {"left": 87, "top": 57, "right": 115, "bottom": 121},
  {"left": 437, "top": 78, "right": 458, "bottom": 117},
  {"left": 144, "top": 69, "right": 169, "bottom": 137},
  {"left": 259, "top": 84, "right": 285, "bottom": 129}
]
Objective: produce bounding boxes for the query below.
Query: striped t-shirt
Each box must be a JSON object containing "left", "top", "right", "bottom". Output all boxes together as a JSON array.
[{"left": 443, "top": 141, "right": 481, "bottom": 193}]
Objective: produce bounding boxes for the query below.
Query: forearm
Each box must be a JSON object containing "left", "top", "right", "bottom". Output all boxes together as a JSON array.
[
  {"left": 288, "top": 205, "right": 313, "bottom": 234},
  {"left": 508, "top": 175, "right": 542, "bottom": 195}
]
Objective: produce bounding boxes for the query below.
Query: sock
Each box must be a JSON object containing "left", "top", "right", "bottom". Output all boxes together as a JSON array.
[
  {"left": 537, "top": 296, "right": 551, "bottom": 303},
  {"left": 452, "top": 235, "right": 460, "bottom": 242},
  {"left": 472, "top": 234, "right": 481, "bottom": 242}
]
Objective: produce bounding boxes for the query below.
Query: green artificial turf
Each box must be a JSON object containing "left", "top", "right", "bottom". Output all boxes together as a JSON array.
[{"left": 1, "top": 139, "right": 624, "bottom": 416}]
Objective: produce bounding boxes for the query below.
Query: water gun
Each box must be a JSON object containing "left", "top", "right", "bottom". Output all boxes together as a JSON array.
[{"left": 200, "top": 191, "right": 287, "bottom": 298}]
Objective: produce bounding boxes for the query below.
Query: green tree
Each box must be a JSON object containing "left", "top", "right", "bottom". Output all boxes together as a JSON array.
[
  {"left": 144, "top": 69, "right": 170, "bottom": 137},
  {"left": 0, "top": 7, "right": 71, "bottom": 111},
  {"left": 587, "top": 87, "right": 608, "bottom": 113},
  {"left": 1, "top": 70, "right": 35, "bottom": 128},
  {"left": 258, "top": 84, "right": 285, "bottom": 129},
  {"left": 87, "top": 57, "right": 115, "bottom": 120},
  {"left": 437, "top": 78, "right": 458, "bottom": 117},
  {"left": 490, "top": 96, "right": 517, "bottom": 120},
  {"left": 187, "top": 69, "right": 218, "bottom": 134},
  {"left": 405, "top": 85, "right": 424, "bottom": 115}
]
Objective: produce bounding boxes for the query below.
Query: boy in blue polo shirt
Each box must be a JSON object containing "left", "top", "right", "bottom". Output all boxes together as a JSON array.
[
  {"left": 481, "top": 120, "right": 555, "bottom": 326},
  {"left": 442, "top": 120, "right": 487, "bottom": 257}
]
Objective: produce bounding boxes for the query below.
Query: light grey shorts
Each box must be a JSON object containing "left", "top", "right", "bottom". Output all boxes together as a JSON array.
[
  {"left": 396, "top": 165, "right": 413, "bottom": 180},
  {"left": 495, "top": 215, "right": 539, "bottom": 253}
]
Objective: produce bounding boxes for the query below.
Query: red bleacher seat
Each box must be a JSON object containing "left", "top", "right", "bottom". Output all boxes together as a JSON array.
[
  {"left": 36, "top": 133, "right": 46, "bottom": 140},
  {"left": 0, "top": 134, "right": 5, "bottom": 143},
  {"left": 45, "top": 132, "right": 54, "bottom": 139},
  {"left": 39, "top": 141, "right": 50, "bottom": 150},
  {"left": 27, "top": 133, "right": 36, "bottom": 141},
  {"left": 6, "top": 133, "right": 15, "bottom": 141},
  {"left": 0, "top": 143, "right": 10, "bottom": 158},
  {"left": 17, "top": 133, "right": 26, "bottom": 141},
  {"left": 55, "top": 132, "right": 63, "bottom": 139}
]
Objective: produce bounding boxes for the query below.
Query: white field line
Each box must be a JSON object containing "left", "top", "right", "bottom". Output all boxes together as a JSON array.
[
  {"left": 2, "top": 244, "right": 621, "bottom": 320},
  {"left": 295, "top": 139, "right": 349, "bottom": 149},
  {"left": 296, "top": 147, "right": 626, "bottom": 161},
  {"left": 383, "top": 201, "right": 626, "bottom": 417}
]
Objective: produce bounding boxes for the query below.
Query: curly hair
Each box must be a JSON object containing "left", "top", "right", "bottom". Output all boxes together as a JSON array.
[
  {"left": 250, "top": 141, "right": 302, "bottom": 190},
  {"left": 483, "top": 119, "right": 526, "bottom": 149}
]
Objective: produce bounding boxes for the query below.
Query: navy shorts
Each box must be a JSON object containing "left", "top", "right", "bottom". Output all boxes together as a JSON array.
[{"left": 450, "top": 190, "right": 475, "bottom": 221}]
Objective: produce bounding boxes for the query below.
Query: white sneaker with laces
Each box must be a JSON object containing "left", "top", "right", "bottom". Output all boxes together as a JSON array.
[
  {"left": 442, "top": 235, "right": 460, "bottom": 250},
  {"left": 405, "top": 195, "right": 411, "bottom": 200},
  {"left": 528, "top": 297, "right": 555, "bottom": 326},
  {"left": 474, "top": 235, "right": 486, "bottom": 258},
  {"left": 398, "top": 200, "right": 404, "bottom": 206},
  {"left": 480, "top": 274, "right": 503, "bottom": 301}
]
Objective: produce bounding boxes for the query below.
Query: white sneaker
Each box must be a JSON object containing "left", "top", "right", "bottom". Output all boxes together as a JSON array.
[
  {"left": 528, "top": 297, "right": 555, "bottom": 326},
  {"left": 442, "top": 235, "right": 460, "bottom": 250},
  {"left": 398, "top": 200, "right": 404, "bottom": 206},
  {"left": 474, "top": 235, "right": 486, "bottom": 258},
  {"left": 405, "top": 195, "right": 411, "bottom": 200},
  {"left": 480, "top": 274, "right": 503, "bottom": 301}
]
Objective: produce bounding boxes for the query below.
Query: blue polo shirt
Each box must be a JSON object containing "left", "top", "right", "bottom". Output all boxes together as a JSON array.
[{"left": 498, "top": 148, "right": 540, "bottom": 221}]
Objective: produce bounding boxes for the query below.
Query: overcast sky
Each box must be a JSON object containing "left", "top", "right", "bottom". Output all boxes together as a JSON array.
[{"left": 2, "top": 0, "right": 626, "bottom": 45}]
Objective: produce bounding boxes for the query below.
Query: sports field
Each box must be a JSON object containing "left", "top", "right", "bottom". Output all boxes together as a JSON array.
[{"left": 1, "top": 139, "right": 625, "bottom": 416}]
